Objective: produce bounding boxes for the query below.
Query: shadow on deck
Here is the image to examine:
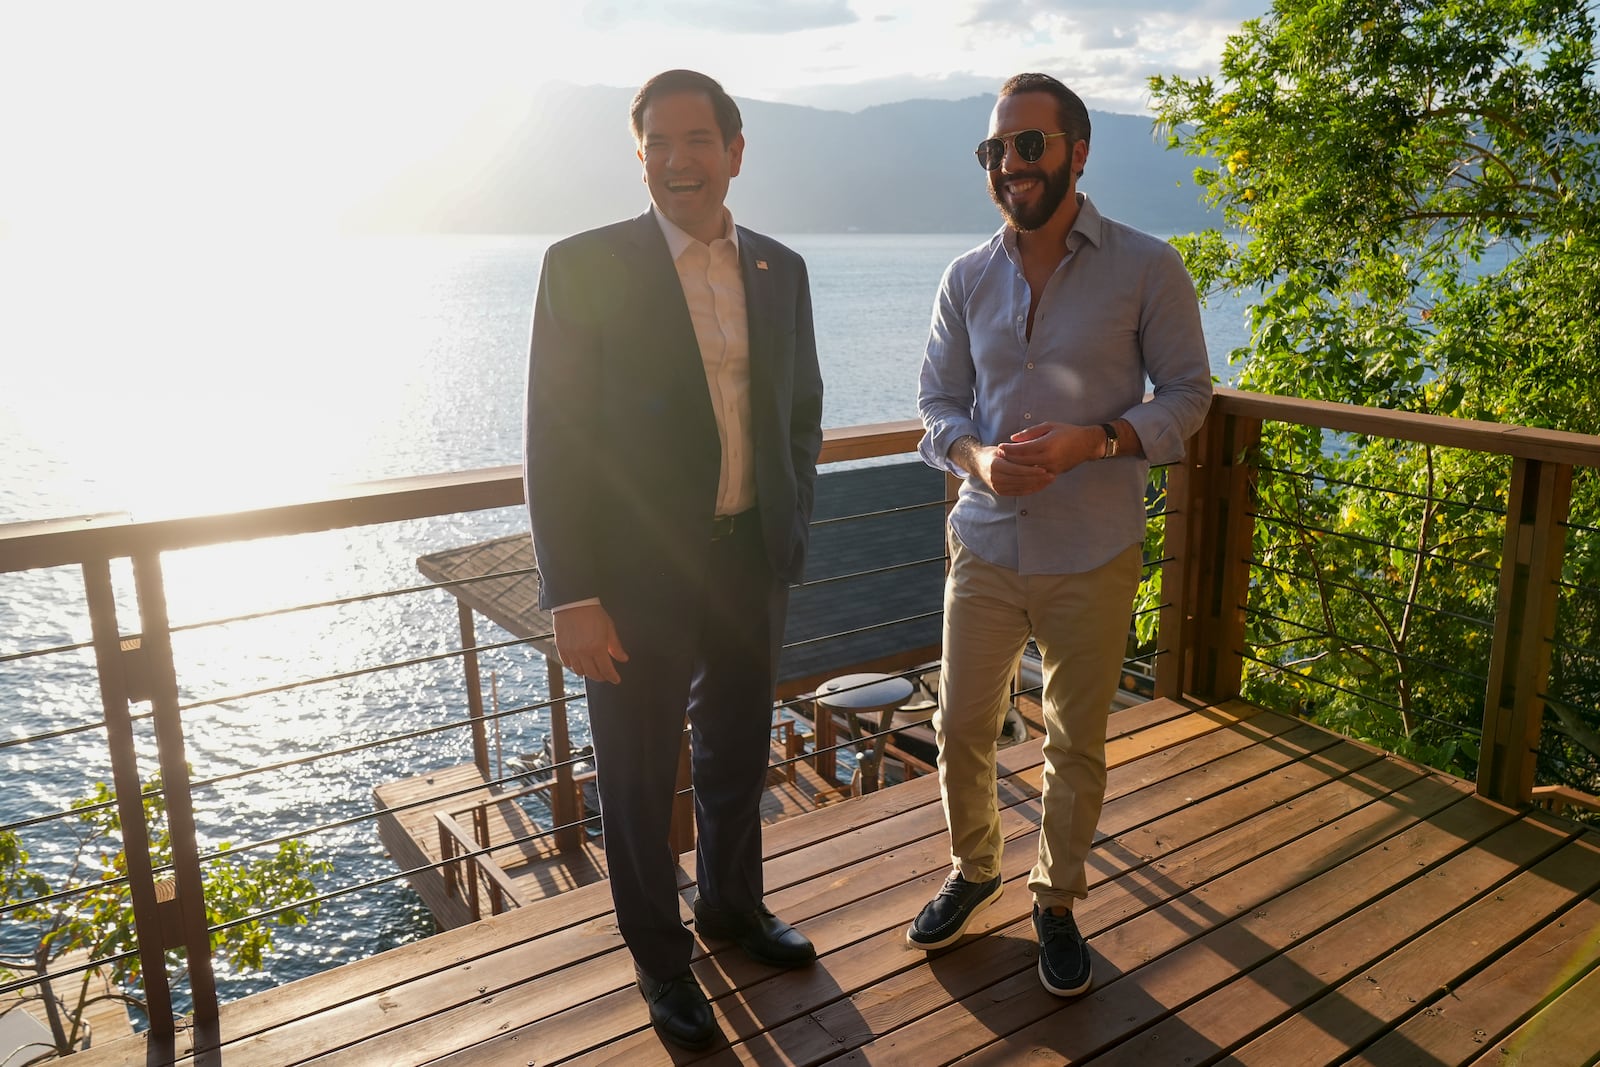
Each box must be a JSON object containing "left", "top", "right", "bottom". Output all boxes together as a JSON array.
[{"left": 74, "top": 697, "right": 1600, "bottom": 1066}]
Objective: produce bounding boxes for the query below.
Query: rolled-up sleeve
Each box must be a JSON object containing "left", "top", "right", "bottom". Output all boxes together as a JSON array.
[
  {"left": 917, "top": 260, "right": 979, "bottom": 473},
  {"left": 1121, "top": 242, "right": 1214, "bottom": 466}
]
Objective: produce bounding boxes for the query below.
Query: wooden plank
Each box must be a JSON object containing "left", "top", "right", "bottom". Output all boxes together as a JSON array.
[
  {"left": 93, "top": 700, "right": 1324, "bottom": 1067},
  {"left": 813, "top": 747, "right": 1436, "bottom": 1067},
  {"left": 103, "top": 874, "right": 630, "bottom": 1065},
  {"left": 1230, "top": 832, "right": 1600, "bottom": 1064},
  {"left": 548, "top": 725, "right": 1416, "bottom": 1066},
  {"left": 1083, "top": 814, "right": 1578, "bottom": 1066},
  {"left": 1154, "top": 425, "right": 1201, "bottom": 701},
  {"left": 937, "top": 780, "right": 1519, "bottom": 1067},
  {"left": 39, "top": 703, "right": 1305, "bottom": 1066},
  {"left": 384, "top": 707, "right": 1270, "bottom": 1065},
  {"left": 1090, "top": 772, "right": 1471, "bottom": 996},
  {"left": 1203, "top": 411, "right": 1260, "bottom": 700},
  {"left": 754, "top": 697, "right": 1192, "bottom": 867},
  {"left": 1347, "top": 883, "right": 1600, "bottom": 1066},
  {"left": 1463, "top": 958, "right": 1600, "bottom": 1067},
  {"left": 265, "top": 755, "right": 1052, "bottom": 1066},
  {"left": 82, "top": 703, "right": 1593, "bottom": 1067},
  {"left": 142, "top": 716, "right": 1049, "bottom": 1066}
]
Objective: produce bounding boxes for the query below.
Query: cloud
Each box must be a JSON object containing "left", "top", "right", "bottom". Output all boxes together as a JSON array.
[
  {"left": 966, "top": 0, "right": 1260, "bottom": 27},
  {"left": 583, "top": 0, "right": 858, "bottom": 34},
  {"left": 1080, "top": 24, "right": 1140, "bottom": 49}
]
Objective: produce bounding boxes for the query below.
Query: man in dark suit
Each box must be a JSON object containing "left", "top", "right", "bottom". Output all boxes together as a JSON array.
[{"left": 523, "top": 68, "right": 824, "bottom": 1051}]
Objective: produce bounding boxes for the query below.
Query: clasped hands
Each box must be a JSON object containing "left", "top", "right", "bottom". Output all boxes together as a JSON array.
[
  {"left": 972, "top": 421, "right": 1103, "bottom": 496},
  {"left": 553, "top": 602, "right": 628, "bottom": 684}
]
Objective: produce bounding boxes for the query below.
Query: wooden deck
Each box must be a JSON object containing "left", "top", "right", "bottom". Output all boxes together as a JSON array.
[{"left": 76, "top": 696, "right": 1600, "bottom": 1066}]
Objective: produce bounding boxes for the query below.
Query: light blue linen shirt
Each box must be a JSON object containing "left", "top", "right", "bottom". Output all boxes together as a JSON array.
[{"left": 917, "top": 194, "right": 1213, "bottom": 575}]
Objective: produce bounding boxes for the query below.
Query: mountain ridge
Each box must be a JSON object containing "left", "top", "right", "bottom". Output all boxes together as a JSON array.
[{"left": 349, "top": 84, "right": 1217, "bottom": 236}]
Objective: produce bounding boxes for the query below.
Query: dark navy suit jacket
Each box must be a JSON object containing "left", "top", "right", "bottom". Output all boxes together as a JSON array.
[{"left": 524, "top": 210, "right": 825, "bottom": 631}]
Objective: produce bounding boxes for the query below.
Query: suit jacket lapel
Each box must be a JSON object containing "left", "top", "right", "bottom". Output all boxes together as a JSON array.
[
  {"left": 620, "top": 210, "right": 721, "bottom": 415},
  {"left": 624, "top": 210, "right": 698, "bottom": 350}
]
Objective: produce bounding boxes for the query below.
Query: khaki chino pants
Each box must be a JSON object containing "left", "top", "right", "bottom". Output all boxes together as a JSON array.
[{"left": 935, "top": 531, "right": 1143, "bottom": 910}]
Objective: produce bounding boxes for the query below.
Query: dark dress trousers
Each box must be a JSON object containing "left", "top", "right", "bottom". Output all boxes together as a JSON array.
[{"left": 524, "top": 211, "right": 824, "bottom": 980}]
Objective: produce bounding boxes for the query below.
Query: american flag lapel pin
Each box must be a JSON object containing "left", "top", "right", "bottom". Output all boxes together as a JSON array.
[{"left": 756, "top": 259, "right": 769, "bottom": 270}]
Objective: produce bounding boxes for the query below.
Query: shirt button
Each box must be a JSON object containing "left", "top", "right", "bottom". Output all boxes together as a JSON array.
[
  {"left": 1020, "top": 509, "right": 1029, "bottom": 516},
  {"left": 1023, "top": 412, "right": 1032, "bottom": 420},
  {"left": 1025, "top": 362, "right": 1034, "bottom": 369}
]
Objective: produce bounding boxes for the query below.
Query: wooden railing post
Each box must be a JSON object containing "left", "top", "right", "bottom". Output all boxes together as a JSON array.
[
  {"left": 130, "top": 551, "right": 220, "bottom": 1053},
  {"left": 1479, "top": 457, "right": 1571, "bottom": 806},
  {"left": 1155, "top": 435, "right": 1200, "bottom": 700},
  {"left": 82, "top": 558, "right": 176, "bottom": 1038},
  {"left": 456, "top": 602, "right": 490, "bottom": 779},
  {"left": 1168, "top": 411, "right": 1260, "bottom": 702},
  {"left": 438, "top": 822, "right": 459, "bottom": 901},
  {"left": 547, "top": 661, "right": 581, "bottom": 853}
]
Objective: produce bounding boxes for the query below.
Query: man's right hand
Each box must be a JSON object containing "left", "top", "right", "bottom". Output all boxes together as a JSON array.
[
  {"left": 553, "top": 603, "right": 629, "bottom": 685},
  {"left": 952, "top": 437, "right": 1054, "bottom": 496}
]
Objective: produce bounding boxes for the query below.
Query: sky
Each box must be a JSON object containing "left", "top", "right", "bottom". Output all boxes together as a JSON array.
[
  {"left": 0, "top": 0, "right": 1267, "bottom": 240},
  {"left": 2, "top": 0, "right": 1268, "bottom": 518}
]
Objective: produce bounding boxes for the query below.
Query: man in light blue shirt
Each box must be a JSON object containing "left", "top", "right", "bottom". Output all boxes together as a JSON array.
[{"left": 908, "top": 73, "right": 1212, "bottom": 997}]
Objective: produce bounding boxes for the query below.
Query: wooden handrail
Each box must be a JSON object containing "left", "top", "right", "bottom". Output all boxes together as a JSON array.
[
  {"left": 1213, "top": 388, "right": 1600, "bottom": 467},
  {"left": 434, "top": 811, "right": 523, "bottom": 918},
  {"left": 0, "top": 421, "right": 929, "bottom": 574},
  {"left": 9, "top": 401, "right": 1595, "bottom": 576},
  {"left": 819, "top": 420, "right": 923, "bottom": 464},
  {"left": 1530, "top": 784, "right": 1600, "bottom": 815},
  {"left": 0, "top": 468, "right": 524, "bottom": 574}
]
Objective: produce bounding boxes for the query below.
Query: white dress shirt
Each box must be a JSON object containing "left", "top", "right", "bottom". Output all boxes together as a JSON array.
[{"left": 655, "top": 205, "right": 756, "bottom": 517}]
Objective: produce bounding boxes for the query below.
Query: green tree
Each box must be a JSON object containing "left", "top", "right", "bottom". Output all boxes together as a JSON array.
[
  {"left": 1148, "top": 0, "right": 1600, "bottom": 793},
  {"left": 1, "top": 776, "right": 329, "bottom": 1053}
]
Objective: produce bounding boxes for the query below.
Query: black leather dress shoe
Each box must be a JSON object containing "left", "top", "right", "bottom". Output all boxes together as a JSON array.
[
  {"left": 693, "top": 898, "right": 817, "bottom": 968},
  {"left": 634, "top": 966, "right": 717, "bottom": 1050}
]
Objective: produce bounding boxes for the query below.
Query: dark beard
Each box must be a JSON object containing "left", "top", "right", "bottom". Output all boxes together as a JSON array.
[{"left": 988, "top": 156, "right": 1074, "bottom": 232}]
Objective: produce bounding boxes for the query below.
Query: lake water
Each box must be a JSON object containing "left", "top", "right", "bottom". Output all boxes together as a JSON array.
[{"left": 0, "top": 231, "right": 1249, "bottom": 1005}]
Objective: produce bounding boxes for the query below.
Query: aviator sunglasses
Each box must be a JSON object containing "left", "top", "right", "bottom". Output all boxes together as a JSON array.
[{"left": 974, "top": 129, "right": 1069, "bottom": 171}]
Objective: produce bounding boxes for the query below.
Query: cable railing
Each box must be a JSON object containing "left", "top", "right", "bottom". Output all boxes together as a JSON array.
[
  {"left": 1180, "top": 391, "right": 1600, "bottom": 819},
  {"left": 4, "top": 399, "right": 1600, "bottom": 1062},
  {"left": 1248, "top": 445, "right": 1527, "bottom": 768}
]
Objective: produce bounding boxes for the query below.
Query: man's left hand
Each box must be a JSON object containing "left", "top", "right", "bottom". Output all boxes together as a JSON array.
[{"left": 997, "top": 422, "right": 1102, "bottom": 474}]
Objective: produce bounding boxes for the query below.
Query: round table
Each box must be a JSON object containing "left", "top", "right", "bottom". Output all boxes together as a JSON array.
[{"left": 813, "top": 672, "right": 916, "bottom": 794}]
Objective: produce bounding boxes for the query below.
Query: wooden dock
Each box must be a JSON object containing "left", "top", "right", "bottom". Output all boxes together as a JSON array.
[
  {"left": 0, "top": 949, "right": 134, "bottom": 1057},
  {"left": 374, "top": 729, "right": 843, "bottom": 931},
  {"left": 74, "top": 696, "right": 1600, "bottom": 1065}
]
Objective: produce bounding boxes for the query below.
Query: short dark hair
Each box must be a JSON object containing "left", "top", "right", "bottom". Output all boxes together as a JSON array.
[
  {"left": 999, "top": 73, "right": 1091, "bottom": 176},
  {"left": 629, "top": 69, "right": 743, "bottom": 147}
]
